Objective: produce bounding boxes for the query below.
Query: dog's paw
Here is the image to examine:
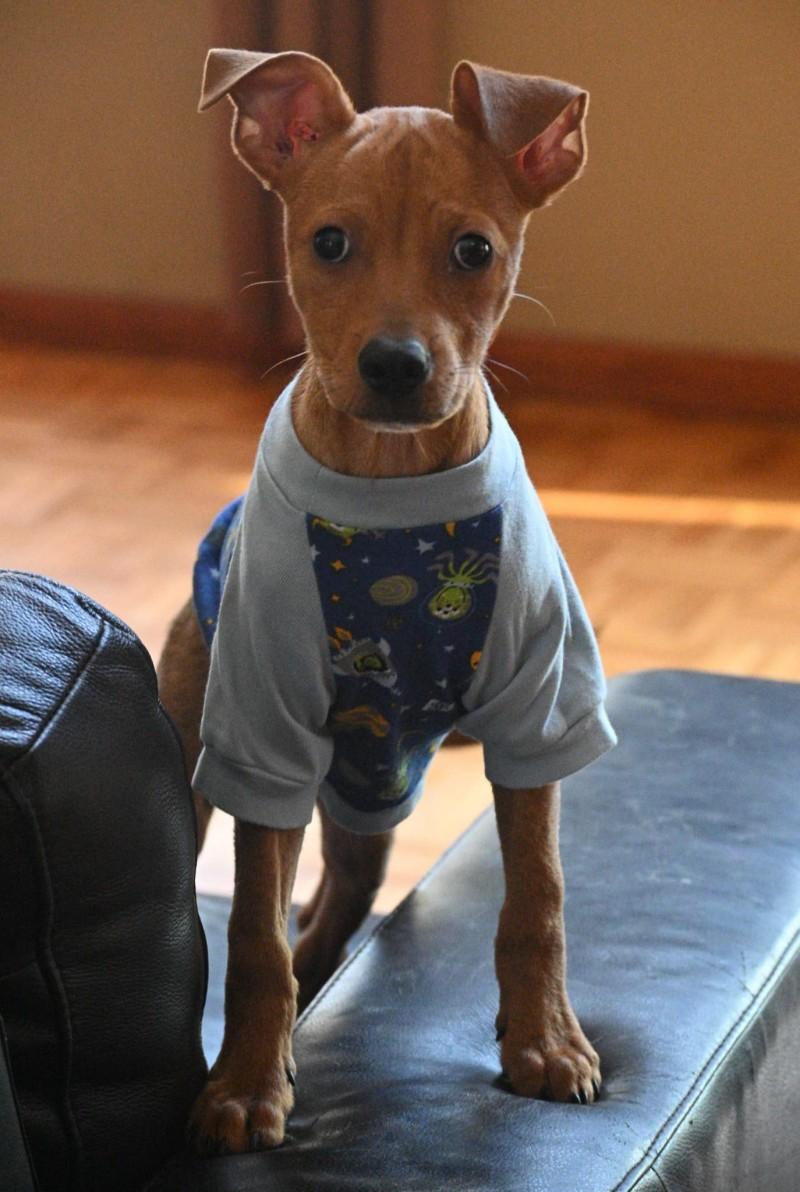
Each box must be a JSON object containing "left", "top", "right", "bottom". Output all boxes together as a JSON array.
[
  {"left": 498, "top": 1012, "right": 600, "bottom": 1104},
  {"left": 187, "top": 1064, "right": 296, "bottom": 1155}
]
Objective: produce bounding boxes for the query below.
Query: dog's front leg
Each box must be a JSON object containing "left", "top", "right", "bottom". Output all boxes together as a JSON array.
[
  {"left": 492, "top": 782, "right": 600, "bottom": 1104},
  {"left": 189, "top": 819, "right": 304, "bottom": 1154}
]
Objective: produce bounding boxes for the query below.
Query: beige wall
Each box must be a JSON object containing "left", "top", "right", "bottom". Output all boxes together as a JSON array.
[
  {"left": 1, "top": 1, "right": 229, "bottom": 304},
  {"left": 3, "top": 3, "right": 797, "bottom": 359},
  {"left": 442, "top": 0, "right": 800, "bottom": 357}
]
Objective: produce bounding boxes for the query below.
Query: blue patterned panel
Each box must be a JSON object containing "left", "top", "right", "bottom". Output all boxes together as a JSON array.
[
  {"left": 193, "top": 497, "right": 243, "bottom": 648},
  {"left": 307, "top": 507, "right": 503, "bottom": 814}
]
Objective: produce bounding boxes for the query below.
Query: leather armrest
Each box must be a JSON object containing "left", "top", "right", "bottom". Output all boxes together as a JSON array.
[{"left": 153, "top": 670, "right": 800, "bottom": 1191}]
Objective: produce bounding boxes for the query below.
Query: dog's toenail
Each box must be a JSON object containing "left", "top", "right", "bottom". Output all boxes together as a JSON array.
[
  {"left": 570, "top": 1092, "right": 582, "bottom": 1104},
  {"left": 286, "top": 1066, "right": 296, "bottom": 1087}
]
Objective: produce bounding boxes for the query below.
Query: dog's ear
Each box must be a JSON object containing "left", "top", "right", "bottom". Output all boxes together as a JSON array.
[
  {"left": 450, "top": 61, "right": 588, "bottom": 209},
  {"left": 199, "top": 49, "right": 356, "bottom": 191}
]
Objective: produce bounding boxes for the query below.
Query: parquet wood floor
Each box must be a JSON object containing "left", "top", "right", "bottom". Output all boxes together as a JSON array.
[{"left": 3, "top": 343, "right": 799, "bottom": 911}]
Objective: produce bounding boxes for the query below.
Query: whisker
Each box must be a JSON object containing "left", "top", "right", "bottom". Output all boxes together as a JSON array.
[
  {"left": 482, "top": 364, "right": 509, "bottom": 394},
  {"left": 486, "top": 355, "right": 530, "bottom": 384},
  {"left": 260, "top": 349, "right": 308, "bottom": 381},
  {"left": 512, "top": 291, "right": 557, "bottom": 327},
  {"left": 240, "top": 277, "right": 290, "bottom": 294}
]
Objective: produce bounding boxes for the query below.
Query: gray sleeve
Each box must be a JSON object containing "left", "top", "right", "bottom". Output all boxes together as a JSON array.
[
  {"left": 192, "top": 451, "right": 334, "bottom": 828},
  {"left": 458, "top": 481, "right": 616, "bottom": 789}
]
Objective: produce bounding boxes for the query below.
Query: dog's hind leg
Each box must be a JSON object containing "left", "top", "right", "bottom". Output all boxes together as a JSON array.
[
  {"left": 293, "top": 803, "right": 393, "bottom": 1009},
  {"left": 157, "top": 597, "right": 214, "bottom": 850},
  {"left": 295, "top": 868, "right": 329, "bottom": 932}
]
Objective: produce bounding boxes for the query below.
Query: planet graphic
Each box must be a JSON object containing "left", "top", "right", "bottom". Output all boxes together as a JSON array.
[{"left": 369, "top": 574, "right": 419, "bottom": 606}]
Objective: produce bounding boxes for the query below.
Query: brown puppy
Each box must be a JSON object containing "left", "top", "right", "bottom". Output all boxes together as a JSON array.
[{"left": 158, "top": 49, "right": 603, "bottom": 1155}]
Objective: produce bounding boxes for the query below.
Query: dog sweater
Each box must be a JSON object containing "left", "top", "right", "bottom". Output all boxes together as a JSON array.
[{"left": 193, "top": 377, "right": 616, "bottom": 834}]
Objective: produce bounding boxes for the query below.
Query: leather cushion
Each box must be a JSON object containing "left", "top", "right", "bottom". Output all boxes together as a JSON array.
[
  {"left": 0, "top": 571, "right": 207, "bottom": 1192},
  {"left": 154, "top": 670, "right": 800, "bottom": 1191}
]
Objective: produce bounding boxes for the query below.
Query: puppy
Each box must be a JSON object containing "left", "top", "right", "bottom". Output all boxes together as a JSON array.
[{"left": 157, "top": 49, "right": 616, "bottom": 1154}]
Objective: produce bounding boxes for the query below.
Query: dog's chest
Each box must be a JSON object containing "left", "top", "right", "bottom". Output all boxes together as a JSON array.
[{"left": 307, "top": 507, "right": 502, "bottom": 809}]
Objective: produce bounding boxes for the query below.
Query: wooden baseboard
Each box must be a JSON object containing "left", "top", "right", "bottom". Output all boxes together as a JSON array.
[
  {"left": 492, "top": 332, "right": 800, "bottom": 420},
  {"left": 2, "top": 287, "right": 798, "bottom": 419},
  {"left": 0, "top": 286, "right": 250, "bottom": 361}
]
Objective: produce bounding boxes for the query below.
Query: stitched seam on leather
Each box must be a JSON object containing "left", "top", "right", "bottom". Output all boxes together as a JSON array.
[
  {"left": 72, "top": 588, "right": 157, "bottom": 683},
  {"left": 1, "top": 620, "right": 110, "bottom": 1189},
  {"left": 295, "top": 806, "right": 492, "bottom": 1031},
  {"left": 0, "top": 570, "right": 138, "bottom": 653},
  {"left": 615, "top": 917, "right": 800, "bottom": 1191},
  {"left": 0, "top": 580, "right": 106, "bottom": 781},
  {"left": 0, "top": 570, "right": 156, "bottom": 714}
]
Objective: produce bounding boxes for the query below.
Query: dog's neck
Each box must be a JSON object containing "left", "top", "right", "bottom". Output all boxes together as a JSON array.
[{"left": 290, "top": 363, "right": 490, "bottom": 480}]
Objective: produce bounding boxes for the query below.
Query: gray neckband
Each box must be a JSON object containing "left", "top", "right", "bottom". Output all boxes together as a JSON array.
[{"left": 262, "top": 374, "right": 521, "bottom": 529}]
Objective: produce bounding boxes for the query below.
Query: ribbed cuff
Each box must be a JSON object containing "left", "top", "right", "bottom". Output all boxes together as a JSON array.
[
  {"left": 482, "top": 705, "right": 617, "bottom": 791},
  {"left": 193, "top": 745, "right": 318, "bottom": 828}
]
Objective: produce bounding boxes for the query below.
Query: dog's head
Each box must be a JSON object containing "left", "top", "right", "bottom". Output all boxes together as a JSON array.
[{"left": 200, "top": 50, "right": 588, "bottom": 431}]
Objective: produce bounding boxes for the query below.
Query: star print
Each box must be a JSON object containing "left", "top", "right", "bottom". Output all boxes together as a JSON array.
[
  {"left": 310, "top": 545, "right": 320, "bottom": 561},
  {"left": 361, "top": 556, "right": 370, "bottom": 564},
  {"left": 444, "top": 645, "right": 455, "bottom": 653},
  {"left": 416, "top": 538, "right": 435, "bottom": 554},
  {"left": 331, "top": 559, "right": 346, "bottom": 571},
  {"left": 435, "top": 678, "right": 448, "bottom": 689}
]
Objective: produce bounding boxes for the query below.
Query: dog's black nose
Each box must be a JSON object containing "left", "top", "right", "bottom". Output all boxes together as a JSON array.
[{"left": 358, "top": 337, "right": 432, "bottom": 398}]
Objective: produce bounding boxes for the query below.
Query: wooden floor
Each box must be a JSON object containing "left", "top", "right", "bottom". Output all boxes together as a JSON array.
[{"left": 3, "top": 342, "right": 800, "bottom": 911}]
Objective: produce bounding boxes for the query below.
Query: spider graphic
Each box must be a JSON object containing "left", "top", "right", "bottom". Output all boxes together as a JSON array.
[{"left": 426, "top": 549, "right": 499, "bottom": 622}]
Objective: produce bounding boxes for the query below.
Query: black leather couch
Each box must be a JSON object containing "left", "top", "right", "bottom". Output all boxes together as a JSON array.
[
  {"left": 0, "top": 572, "right": 207, "bottom": 1192},
  {"left": 3, "top": 569, "right": 800, "bottom": 1191}
]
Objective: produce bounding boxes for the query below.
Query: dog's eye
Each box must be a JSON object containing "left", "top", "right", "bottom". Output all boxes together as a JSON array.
[
  {"left": 452, "top": 233, "right": 493, "bottom": 271},
  {"left": 313, "top": 226, "right": 350, "bottom": 263}
]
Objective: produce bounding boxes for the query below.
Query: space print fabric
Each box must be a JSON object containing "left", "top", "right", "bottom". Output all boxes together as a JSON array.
[
  {"left": 194, "top": 496, "right": 244, "bottom": 649},
  {"left": 307, "top": 507, "right": 502, "bottom": 813}
]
